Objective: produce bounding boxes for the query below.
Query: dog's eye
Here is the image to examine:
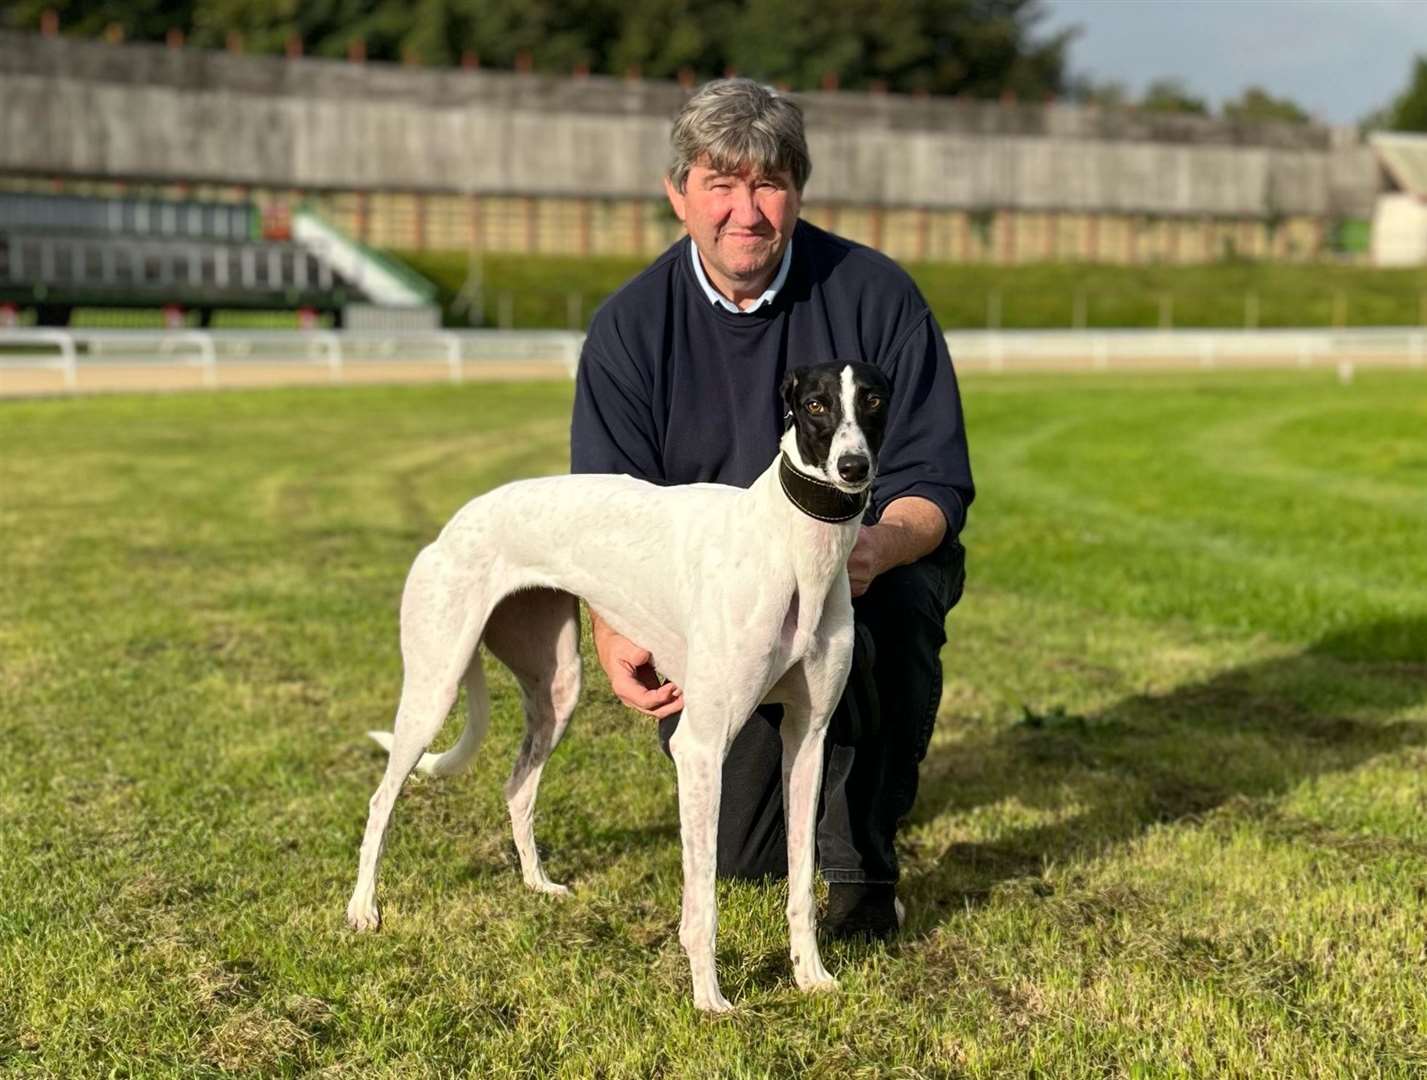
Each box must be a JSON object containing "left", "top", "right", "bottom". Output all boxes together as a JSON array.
[
  {"left": 864, "top": 395, "right": 883, "bottom": 410},
  {"left": 805, "top": 399, "right": 826, "bottom": 415}
]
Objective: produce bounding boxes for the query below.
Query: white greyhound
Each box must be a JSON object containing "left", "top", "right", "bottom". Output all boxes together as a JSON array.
[{"left": 347, "top": 360, "right": 892, "bottom": 1012}]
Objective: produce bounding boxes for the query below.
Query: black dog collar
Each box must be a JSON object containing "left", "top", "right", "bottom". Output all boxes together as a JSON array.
[{"left": 778, "top": 454, "right": 869, "bottom": 523}]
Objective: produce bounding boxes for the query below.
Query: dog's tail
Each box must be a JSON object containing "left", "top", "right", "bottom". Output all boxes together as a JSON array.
[{"left": 367, "top": 651, "right": 491, "bottom": 778}]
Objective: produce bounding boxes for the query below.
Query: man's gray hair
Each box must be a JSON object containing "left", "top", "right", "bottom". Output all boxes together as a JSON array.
[{"left": 668, "top": 79, "right": 812, "bottom": 194}]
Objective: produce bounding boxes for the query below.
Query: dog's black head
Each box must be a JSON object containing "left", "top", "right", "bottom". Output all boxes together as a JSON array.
[{"left": 779, "top": 361, "right": 892, "bottom": 493}]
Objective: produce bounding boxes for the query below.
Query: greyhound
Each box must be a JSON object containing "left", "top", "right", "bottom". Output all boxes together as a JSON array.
[{"left": 347, "top": 360, "right": 892, "bottom": 1012}]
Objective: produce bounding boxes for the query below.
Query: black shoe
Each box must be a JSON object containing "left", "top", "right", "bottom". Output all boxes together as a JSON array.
[{"left": 822, "top": 882, "right": 900, "bottom": 942}]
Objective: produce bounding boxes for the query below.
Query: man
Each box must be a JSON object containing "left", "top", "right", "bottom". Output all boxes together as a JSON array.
[{"left": 570, "top": 78, "right": 973, "bottom": 939}]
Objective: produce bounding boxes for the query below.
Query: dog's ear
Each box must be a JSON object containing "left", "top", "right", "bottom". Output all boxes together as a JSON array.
[{"left": 779, "top": 369, "right": 798, "bottom": 427}]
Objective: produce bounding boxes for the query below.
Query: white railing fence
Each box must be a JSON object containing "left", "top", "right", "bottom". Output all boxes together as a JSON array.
[
  {"left": 0, "top": 328, "right": 585, "bottom": 387},
  {"left": 945, "top": 328, "right": 1427, "bottom": 373},
  {"left": 3, "top": 327, "right": 1427, "bottom": 393}
]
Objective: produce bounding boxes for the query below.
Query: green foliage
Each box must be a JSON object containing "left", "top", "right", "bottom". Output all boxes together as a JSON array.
[
  {"left": 1139, "top": 77, "right": 1208, "bottom": 116},
  {"left": 2, "top": 372, "right": 1427, "bottom": 1074},
  {"left": 1222, "top": 85, "right": 1310, "bottom": 126},
  {"left": 5, "top": 0, "right": 196, "bottom": 39},
  {"left": 5, "top": 0, "right": 1071, "bottom": 98},
  {"left": 1067, "top": 75, "right": 1129, "bottom": 108},
  {"left": 393, "top": 249, "right": 1427, "bottom": 331},
  {"left": 1387, "top": 55, "right": 1427, "bottom": 132}
]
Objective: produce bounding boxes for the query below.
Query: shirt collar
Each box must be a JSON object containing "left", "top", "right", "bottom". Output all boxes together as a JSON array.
[{"left": 688, "top": 237, "right": 794, "bottom": 314}]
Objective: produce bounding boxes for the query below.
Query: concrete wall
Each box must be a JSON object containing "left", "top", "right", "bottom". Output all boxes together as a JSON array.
[{"left": 0, "top": 31, "right": 1381, "bottom": 221}]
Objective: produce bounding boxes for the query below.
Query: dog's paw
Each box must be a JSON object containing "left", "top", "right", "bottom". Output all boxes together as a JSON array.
[
  {"left": 793, "top": 955, "right": 839, "bottom": 994},
  {"left": 694, "top": 990, "right": 734, "bottom": 1014},
  {"left": 346, "top": 899, "right": 381, "bottom": 932},
  {"left": 796, "top": 971, "right": 839, "bottom": 994}
]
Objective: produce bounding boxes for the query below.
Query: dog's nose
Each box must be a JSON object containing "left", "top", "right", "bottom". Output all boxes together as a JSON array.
[{"left": 837, "top": 454, "right": 870, "bottom": 483}]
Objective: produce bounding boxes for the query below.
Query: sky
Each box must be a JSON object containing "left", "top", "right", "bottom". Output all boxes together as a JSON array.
[{"left": 1042, "top": 0, "right": 1427, "bottom": 126}]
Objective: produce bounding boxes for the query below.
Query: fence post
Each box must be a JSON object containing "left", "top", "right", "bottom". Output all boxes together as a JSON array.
[
  {"left": 54, "top": 330, "right": 78, "bottom": 388},
  {"left": 318, "top": 330, "right": 343, "bottom": 381},
  {"left": 443, "top": 332, "right": 463, "bottom": 384},
  {"left": 188, "top": 330, "right": 217, "bottom": 387},
  {"left": 564, "top": 333, "right": 583, "bottom": 377}
]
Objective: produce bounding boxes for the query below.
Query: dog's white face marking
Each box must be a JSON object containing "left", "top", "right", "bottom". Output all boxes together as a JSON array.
[{"left": 827, "top": 365, "right": 873, "bottom": 490}]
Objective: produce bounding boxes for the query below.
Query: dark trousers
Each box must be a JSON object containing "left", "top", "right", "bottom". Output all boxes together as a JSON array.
[{"left": 659, "top": 540, "right": 966, "bottom": 885}]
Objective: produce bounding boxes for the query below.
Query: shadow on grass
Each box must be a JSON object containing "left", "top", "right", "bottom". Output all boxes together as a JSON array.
[{"left": 901, "top": 615, "right": 1427, "bottom": 932}]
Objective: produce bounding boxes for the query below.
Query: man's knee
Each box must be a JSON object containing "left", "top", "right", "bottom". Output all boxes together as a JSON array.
[{"left": 850, "top": 543, "right": 964, "bottom": 754}]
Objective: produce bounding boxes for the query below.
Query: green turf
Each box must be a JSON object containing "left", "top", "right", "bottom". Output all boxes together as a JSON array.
[
  {"left": 396, "top": 249, "right": 1427, "bottom": 332},
  {"left": 2, "top": 371, "right": 1426, "bottom": 1076}
]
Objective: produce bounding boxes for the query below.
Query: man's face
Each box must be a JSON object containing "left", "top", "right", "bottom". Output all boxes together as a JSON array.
[{"left": 664, "top": 160, "right": 801, "bottom": 295}]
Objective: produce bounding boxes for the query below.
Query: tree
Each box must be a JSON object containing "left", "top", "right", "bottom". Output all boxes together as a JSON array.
[
  {"left": 5, "top": 0, "right": 1072, "bottom": 101},
  {"left": 1139, "top": 77, "right": 1207, "bottom": 116},
  {"left": 1221, "top": 85, "right": 1310, "bottom": 126},
  {"left": 4, "top": 0, "right": 197, "bottom": 40},
  {"left": 1386, "top": 55, "right": 1427, "bottom": 132},
  {"left": 1066, "top": 75, "right": 1129, "bottom": 109}
]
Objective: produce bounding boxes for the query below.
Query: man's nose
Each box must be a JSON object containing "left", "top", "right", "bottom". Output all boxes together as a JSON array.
[{"left": 729, "top": 185, "right": 762, "bottom": 226}]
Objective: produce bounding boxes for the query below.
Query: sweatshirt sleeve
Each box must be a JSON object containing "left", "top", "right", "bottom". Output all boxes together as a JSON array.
[
  {"left": 872, "top": 311, "right": 975, "bottom": 536},
  {"left": 569, "top": 333, "right": 665, "bottom": 482}
]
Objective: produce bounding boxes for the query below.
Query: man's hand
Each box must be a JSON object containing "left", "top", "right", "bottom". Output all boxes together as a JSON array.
[
  {"left": 847, "top": 526, "right": 886, "bottom": 598},
  {"left": 591, "top": 611, "right": 683, "bottom": 718},
  {"left": 847, "top": 496, "right": 949, "bottom": 598}
]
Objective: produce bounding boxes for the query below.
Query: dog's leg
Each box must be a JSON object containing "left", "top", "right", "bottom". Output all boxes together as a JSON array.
[
  {"left": 669, "top": 714, "right": 733, "bottom": 1013},
  {"left": 348, "top": 548, "right": 473, "bottom": 931},
  {"left": 780, "top": 700, "right": 837, "bottom": 993},
  {"left": 346, "top": 678, "right": 459, "bottom": 931},
  {"left": 504, "top": 648, "right": 580, "bottom": 895},
  {"left": 487, "top": 589, "right": 582, "bottom": 896}
]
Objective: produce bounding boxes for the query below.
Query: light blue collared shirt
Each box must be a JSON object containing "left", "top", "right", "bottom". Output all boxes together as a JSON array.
[{"left": 688, "top": 237, "right": 793, "bottom": 314}]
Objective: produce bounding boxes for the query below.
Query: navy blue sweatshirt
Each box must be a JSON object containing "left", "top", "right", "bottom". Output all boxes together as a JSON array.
[{"left": 569, "top": 220, "right": 974, "bottom": 538}]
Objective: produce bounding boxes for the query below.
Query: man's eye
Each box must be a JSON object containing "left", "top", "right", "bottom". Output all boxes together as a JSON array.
[{"left": 806, "top": 400, "right": 826, "bottom": 414}]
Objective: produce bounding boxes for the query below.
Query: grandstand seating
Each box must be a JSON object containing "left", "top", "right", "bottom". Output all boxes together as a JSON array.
[{"left": 0, "top": 191, "right": 363, "bottom": 324}]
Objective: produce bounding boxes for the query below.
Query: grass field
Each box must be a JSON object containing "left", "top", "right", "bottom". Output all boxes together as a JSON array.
[
  {"left": 396, "top": 249, "right": 1427, "bottom": 332},
  {"left": 3, "top": 370, "right": 1426, "bottom": 1076}
]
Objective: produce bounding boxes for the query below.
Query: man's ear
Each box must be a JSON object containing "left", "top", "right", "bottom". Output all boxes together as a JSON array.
[
  {"left": 663, "top": 176, "right": 686, "bottom": 225},
  {"left": 779, "top": 369, "right": 798, "bottom": 426}
]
